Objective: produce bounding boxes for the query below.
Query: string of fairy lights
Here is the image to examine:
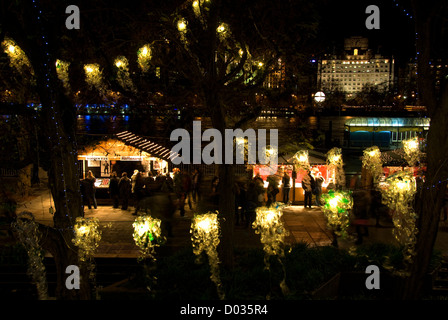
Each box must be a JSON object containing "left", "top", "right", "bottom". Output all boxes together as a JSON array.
[{"left": 31, "top": 0, "right": 76, "bottom": 231}]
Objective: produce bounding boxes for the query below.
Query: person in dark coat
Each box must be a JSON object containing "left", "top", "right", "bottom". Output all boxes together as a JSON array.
[
  {"left": 84, "top": 170, "right": 97, "bottom": 209},
  {"left": 118, "top": 172, "right": 131, "bottom": 210},
  {"left": 133, "top": 172, "right": 146, "bottom": 215},
  {"left": 282, "top": 172, "right": 291, "bottom": 205},
  {"left": 301, "top": 170, "right": 315, "bottom": 209},
  {"left": 191, "top": 168, "right": 202, "bottom": 203},
  {"left": 109, "top": 171, "right": 120, "bottom": 208}
]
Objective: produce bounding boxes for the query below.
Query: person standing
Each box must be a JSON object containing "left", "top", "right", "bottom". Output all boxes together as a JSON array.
[
  {"left": 314, "top": 172, "right": 325, "bottom": 206},
  {"left": 85, "top": 170, "right": 97, "bottom": 209},
  {"left": 282, "top": 171, "right": 291, "bottom": 205},
  {"left": 301, "top": 170, "right": 315, "bottom": 209},
  {"left": 109, "top": 171, "right": 120, "bottom": 209},
  {"left": 133, "top": 172, "right": 145, "bottom": 216},
  {"left": 191, "top": 168, "right": 202, "bottom": 203},
  {"left": 118, "top": 172, "right": 131, "bottom": 210}
]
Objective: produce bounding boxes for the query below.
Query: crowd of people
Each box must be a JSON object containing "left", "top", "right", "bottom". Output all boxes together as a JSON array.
[{"left": 80, "top": 167, "right": 334, "bottom": 229}]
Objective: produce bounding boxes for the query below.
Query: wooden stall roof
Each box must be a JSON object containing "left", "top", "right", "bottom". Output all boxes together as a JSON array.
[{"left": 115, "top": 131, "right": 179, "bottom": 162}]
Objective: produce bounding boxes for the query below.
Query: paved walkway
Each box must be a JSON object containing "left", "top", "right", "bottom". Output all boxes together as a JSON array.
[{"left": 11, "top": 185, "right": 448, "bottom": 259}]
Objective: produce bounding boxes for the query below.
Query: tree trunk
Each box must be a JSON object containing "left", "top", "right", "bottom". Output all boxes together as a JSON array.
[
  {"left": 400, "top": 85, "right": 448, "bottom": 299},
  {"left": 401, "top": 0, "right": 448, "bottom": 299},
  {"left": 217, "top": 164, "right": 235, "bottom": 269}
]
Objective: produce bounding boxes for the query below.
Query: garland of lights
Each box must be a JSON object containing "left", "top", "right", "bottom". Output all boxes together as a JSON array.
[
  {"left": 190, "top": 212, "right": 224, "bottom": 300},
  {"left": 12, "top": 211, "right": 48, "bottom": 300},
  {"left": 252, "top": 203, "right": 289, "bottom": 297},
  {"left": 379, "top": 170, "right": 418, "bottom": 267},
  {"left": 326, "top": 147, "right": 345, "bottom": 189},
  {"left": 31, "top": 0, "right": 78, "bottom": 230}
]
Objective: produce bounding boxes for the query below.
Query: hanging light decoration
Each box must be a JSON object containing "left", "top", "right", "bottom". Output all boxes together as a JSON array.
[
  {"left": 326, "top": 147, "right": 345, "bottom": 189},
  {"left": 132, "top": 214, "right": 165, "bottom": 261},
  {"left": 1, "top": 38, "right": 33, "bottom": 74},
  {"left": 362, "top": 146, "right": 383, "bottom": 184},
  {"left": 252, "top": 204, "right": 289, "bottom": 296},
  {"left": 293, "top": 150, "right": 310, "bottom": 171},
  {"left": 55, "top": 59, "right": 71, "bottom": 92},
  {"left": 379, "top": 170, "right": 418, "bottom": 265},
  {"left": 12, "top": 211, "right": 48, "bottom": 300},
  {"left": 72, "top": 216, "right": 102, "bottom": 262},
  {"left": 320, "top": 190, "right": 353, "bottom": 239},
  {"left": 190, "top": 212, "right": 224, "bottom": 300},
  {"left": 402, "top": 136, "right": 421, "bottom": 167},
  {"left": 114, "top": 56, "right": 134, "bottom": 91},
  {"left": 137, "top": 45, "right": 152, "bottom": 73},
  {"left": 84, "top": 63, "right": 107, "bottom": 97},
  {"left": 177, "top": 17, "right": 188, "bottom": 44}
]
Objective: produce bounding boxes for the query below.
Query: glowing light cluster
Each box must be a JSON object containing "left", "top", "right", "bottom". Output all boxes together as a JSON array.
[
  {"left": 252, "top": 204, "right": 289, "bottom": 296},
  {"left": 12, "top": 212, "right": 48, "bottom": 300},
  {"left": 190, "top": 212, "right": 224, "bottom": 300},
  {"left": 402, "top": 137, "right": 421, "bottom": 167},
  {"left": 321, "top": 190, "right": 353, "bottom": 238},
  {"left": 132, "top": 214, "right": 165, "bottom": 261},
  {"left": 114, "top": 56, "right": 134, "bottom": 91},
  {"left": 55, "top": 59, "right": 71, "bottom": 92},
  {"left": 1, "top": 38, "right": 33, "bottom": 74},
  {"left": 362, "top": 146, "right": 383, "bottom": 184},
  {"left": 252, "top": 204, "right": 288, "bottom": 267},
  {"left": 326, "top": 147, "right": 345, "bottom": 189},
  {"left": 293, "top": 150, "right": 310, "bottom": 171},
  {"left": 137, "top": 45, "right": 152, "bottom": 72},
  {"left": 84, "top": 63, "right": 107, "bottom": 97},
  {"left": 379, "top": 170, "right": 418, "bottom": 264},
  {"left": 72, "top": 217, "right": 102, "bottom": 262}
]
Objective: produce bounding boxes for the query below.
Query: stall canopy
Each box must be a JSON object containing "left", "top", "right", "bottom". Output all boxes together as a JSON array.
[{"left": 116, "top": 131, "right": 179, "bottom": 162}]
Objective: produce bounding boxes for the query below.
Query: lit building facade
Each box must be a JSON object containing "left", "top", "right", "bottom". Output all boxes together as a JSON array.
[{"left": 317, "top": 37, "right": 395, "bottom": 96}]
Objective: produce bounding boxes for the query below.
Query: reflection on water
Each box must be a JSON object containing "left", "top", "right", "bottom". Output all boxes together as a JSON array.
[{"left": 76, "top": 114, "right": 353, "bottom": 143}]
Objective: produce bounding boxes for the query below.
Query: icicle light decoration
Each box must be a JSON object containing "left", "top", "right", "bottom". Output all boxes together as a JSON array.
[
  {"left": 177, "top": 17, "right": 188, "bottom": 43},
  {"left": 132, "top": 214, "right": 165, "bottom": 261},
  {"left": 293, "top": 150, "right": 310, "bottom": 171},
  {"left": 55, "top": 59, "right": 71, "bottom": 92},
  {"left": 137, "top": 45, "right": 152, "bottom": 72},
  {"left": 114, "top": 56, "right": 134, "bottom": 91},
  {"left": 190, "top": 212, "right": 224, "bottom": 300},
  {"left": 252, "top": 203, "right": 289, "bottom": 297},
  {"left": 12, "top": 211, "right": 48, "bottom": 300},
  {"left": 84, "top": 63, "right": 106, "bottom": 97},
  {"left": 402, "top": 137, "right": 421, "bottom": 167},
  {"left": 379, "top": 170, "right": 418, "bottom": 265},
  {"left": 1, "top": 38, "right": 33, "bottom": 74},
  {"left": 321, "top": 190, "right": 353, "bottom": 238},
  {"left": 362, "top": 146, "right": 383, "bottom": 184},
  {"left": 326, "top": 147, "right": 345, "bottom": 189},
  {"left": 72, "top": 217, "right": 101, "bottom": 263}
]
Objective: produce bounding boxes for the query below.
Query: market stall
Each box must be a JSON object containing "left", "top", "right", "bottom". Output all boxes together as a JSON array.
[
  {"left": 78, "top": 131, "right": 177, "bottom": 200},
  {"left": 252, "top": 150, "right": 331, "bottom": 204}
]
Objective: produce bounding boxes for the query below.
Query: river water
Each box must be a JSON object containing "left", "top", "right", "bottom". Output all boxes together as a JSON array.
[{"left": 76, "top": 114, "right": 352, "bottom": 144}]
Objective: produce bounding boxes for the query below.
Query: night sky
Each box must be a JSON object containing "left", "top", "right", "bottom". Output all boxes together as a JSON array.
[{"left": 317, "top": 0, "right": 416, "bottom": 65}]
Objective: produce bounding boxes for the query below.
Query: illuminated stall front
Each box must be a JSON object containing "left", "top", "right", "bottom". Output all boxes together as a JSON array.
[
  {"left": 77, "top": 131, "right": 179, "bottom": 200},
  {"left": 252, "top": 150, "right": 332, "bottom": 204}
]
